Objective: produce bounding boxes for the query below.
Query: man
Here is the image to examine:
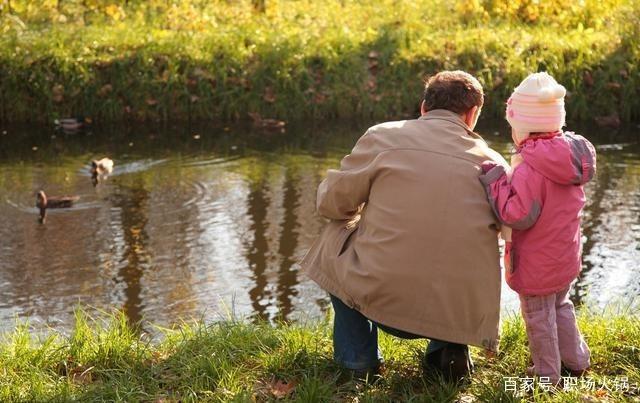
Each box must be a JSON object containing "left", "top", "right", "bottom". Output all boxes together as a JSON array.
[{"left": 300, "top": 71, "right": 508, "bottom": 381}]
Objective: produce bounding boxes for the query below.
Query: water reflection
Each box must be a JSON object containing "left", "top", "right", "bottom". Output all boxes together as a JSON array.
[
  {"left": 275, "top": 166, "right": 301, "bottom": 320},
  {"left": 0, "top": 121, "right": 638, "bottom": 331},
  {"left": 247, "top": 179, "right": 270, "bottom": 320},
  {"left": 111, "top": 180, "right": 150, "bottom": 324}
]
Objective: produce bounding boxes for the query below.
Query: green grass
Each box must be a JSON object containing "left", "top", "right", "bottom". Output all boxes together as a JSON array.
[
  {"left": 1, "top": 306, "right": 639, "bottom": 402},
  {"left": 0, "top": 0, "right": 638, "bottom": 124}
]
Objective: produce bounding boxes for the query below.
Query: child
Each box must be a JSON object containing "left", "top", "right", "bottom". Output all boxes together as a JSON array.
[{"left": 479, "top": 72, "right": 596, "bottom": 384}]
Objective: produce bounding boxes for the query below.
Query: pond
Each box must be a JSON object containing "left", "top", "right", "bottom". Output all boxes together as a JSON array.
[{"left": 0, "top": 119, "right": 638, "bottom": 333}]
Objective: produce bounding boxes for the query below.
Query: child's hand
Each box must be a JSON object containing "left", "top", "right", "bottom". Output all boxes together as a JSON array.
[
  {"left": 480, "top": 160, "right": 498, "bottom": 173},
  {"left": 510, "top": 153, "right": 524, "bottom": 169},
  {"left": 504, "top": 241, "right": 514, "bottom": 280}
]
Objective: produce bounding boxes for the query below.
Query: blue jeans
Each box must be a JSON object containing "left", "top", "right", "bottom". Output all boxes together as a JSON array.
[{"left": 330, "top": 294, "right": 456, "bottom": 370}]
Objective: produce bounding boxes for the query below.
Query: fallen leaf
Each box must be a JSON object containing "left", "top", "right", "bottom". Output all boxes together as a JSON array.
[
  {"left": 70, "top": 365, "right": 94, "bottom": 385},
  {"left": 313, "top": 92, "right": 327, "bottom": 104},
  {"left": 263, "top": 86, "right": 276, "bottom": 103},
  {"left": 269, "top": 378, "right": 297, "bottom": 398},
  {"left": 247, "top": 111, "right": 262, "bottom": 124},
  {"left": 583, "top": 71, "right": 594, "bottom": 87},
  {"left": 192, "top": 67, "right": 214, "bottom": 81},
  {"left": 52, "top": 84, "right": 64, "bottom": 103},
  {"left": 482, "top": 349, "right": 496, "bottom": 359},
  {"left": 492, "top": 76, "right": 504, "bottom": 89},
  {"left": 457, "top": 394, "right": 476, "bottom": 403},
  {"left": 98, "top": 84, "right": 113, "bottom": 97},
  {"left": 594, "top": 389, "right": 608, "bottom": 398}
]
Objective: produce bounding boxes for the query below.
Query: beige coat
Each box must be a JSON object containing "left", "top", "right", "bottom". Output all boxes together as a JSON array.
[{"left": 300, "top": 109, "right": 508, "bottom": 350}]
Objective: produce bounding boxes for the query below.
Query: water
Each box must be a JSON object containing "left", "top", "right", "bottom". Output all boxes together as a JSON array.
[{"left": 0, "top": 120, "right": 638, "bottom": 332}]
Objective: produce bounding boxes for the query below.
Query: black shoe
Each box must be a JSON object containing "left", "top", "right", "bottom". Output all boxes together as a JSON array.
[
  {"left": 422, "top": 343, "right": 474, "bottom": 383},
  {"left": 339, "top": 364, "right": 383, "bottom": 384}
]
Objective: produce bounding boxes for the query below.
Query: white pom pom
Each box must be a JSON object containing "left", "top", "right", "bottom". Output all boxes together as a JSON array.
[
  {"left": 538, "top": 87, "right": 554, "bottom": 101},
  {"left": 552, "top": 84, "right": 566, "bottom": 98},
  {"left": 538, "top": 84, "right": 566, "bottom": 101}
]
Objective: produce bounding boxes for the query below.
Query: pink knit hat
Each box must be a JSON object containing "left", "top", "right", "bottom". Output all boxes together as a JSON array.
[{"left": 506, "top": 72, "right": 566, "bottom": 144}]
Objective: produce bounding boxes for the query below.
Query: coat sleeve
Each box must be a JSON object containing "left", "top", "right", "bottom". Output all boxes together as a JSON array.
[
  {"left": 478, "top": 162, "right": 543, "bottom": 230},
  {"left": 316, "top": 130, "right": 380, "bottom": 220}
]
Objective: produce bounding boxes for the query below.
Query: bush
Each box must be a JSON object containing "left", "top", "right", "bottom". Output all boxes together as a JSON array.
[{"left": 0, "top": 0, "right": 637, "bottom": 124}]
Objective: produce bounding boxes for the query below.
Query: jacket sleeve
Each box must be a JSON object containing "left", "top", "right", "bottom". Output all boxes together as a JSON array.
[
  {"left": 572, "top": 135, "right": 597, "bottom": 184},
  {"left": 316, "top": 130, "right": 380, "bottom": 220},
  {"left": 479, "top": 162, "right": 543, "bottom": 230}
]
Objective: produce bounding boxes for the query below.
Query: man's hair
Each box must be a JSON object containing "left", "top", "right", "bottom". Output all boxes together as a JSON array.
[{"left": 423, "top": 71, "right": 484, "bottom": 115}]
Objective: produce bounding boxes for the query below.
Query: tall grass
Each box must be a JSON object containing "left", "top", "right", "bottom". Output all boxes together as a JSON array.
[
  {"left": 0, "top": 0, "right": 638, "bottom": 124},
  {"left": 1, "top": 306, "right": 639, "bottom": 402}
]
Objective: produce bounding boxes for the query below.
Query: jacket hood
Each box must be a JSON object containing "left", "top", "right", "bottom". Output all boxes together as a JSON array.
[{"left": 519, "top": 132, "right": 596, "bottom": 185}]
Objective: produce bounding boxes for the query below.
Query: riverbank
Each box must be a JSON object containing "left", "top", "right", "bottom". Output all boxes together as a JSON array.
[
  {"left": 1, "top": 308, "right": 639, "bottom": 402},
  {"left": 1, "top": 0, "right": 638, "bottom": 125}
]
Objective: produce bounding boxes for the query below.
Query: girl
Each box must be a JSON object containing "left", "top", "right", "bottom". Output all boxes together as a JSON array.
[{"left": 479, "top": 72, "right": 596, "bottom": 384}]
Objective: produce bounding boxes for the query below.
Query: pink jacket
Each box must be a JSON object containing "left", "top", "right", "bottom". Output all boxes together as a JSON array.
[{"left": 479, "top": 132, "right": 597, "bottom": 295}]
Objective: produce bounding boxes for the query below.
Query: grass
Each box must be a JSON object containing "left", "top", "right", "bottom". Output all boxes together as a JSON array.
[
  {"left": 1, "top": 306, "right": 639, "bottom": 402},
  {"left": 0, "top": 0, "right": 639, "bottom": 124}
]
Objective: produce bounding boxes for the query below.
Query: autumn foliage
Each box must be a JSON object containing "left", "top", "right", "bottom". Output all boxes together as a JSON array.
[{"left": 0, "top": 0, "right": 638, "bottom": 124}]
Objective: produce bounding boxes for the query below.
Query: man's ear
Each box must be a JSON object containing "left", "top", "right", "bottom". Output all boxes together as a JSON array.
[
  {"left": 420, "top": 100, "right": 428, "bottom": 116},
  {"left": 464, "top": 105, "right": 479, "bottom": 128}
]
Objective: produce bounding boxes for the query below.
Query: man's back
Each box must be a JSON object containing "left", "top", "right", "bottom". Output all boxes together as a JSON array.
[{"left": 302, "top": 109, "right": 507, "bottom": 349}]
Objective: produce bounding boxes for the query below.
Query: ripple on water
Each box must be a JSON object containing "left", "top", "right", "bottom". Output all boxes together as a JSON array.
[
  {"left": 110, "top": 158, "right": 168, "bottom": 176},
  {"left": 595, "top": 143, "right": 635, "bottom": 151},
  {"left": 5, "top": 196, "right": 102, "bottom": 214},
  {"left": 180, "top": 155, "right": 244, "bottom": 168}
]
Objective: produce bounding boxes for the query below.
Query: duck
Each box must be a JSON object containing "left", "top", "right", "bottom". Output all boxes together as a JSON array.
[
  {"left": 247, "top": 112, "right": 286, "bottom": 133},
  {"left": 36, "top": 190, "right": 80, "bottom": 224},
  {"left": 90, "top": 158, "right": 114, "bottom": 185},
  {"left": 54, "top": 117, "right": 91, "bottom": 133}
]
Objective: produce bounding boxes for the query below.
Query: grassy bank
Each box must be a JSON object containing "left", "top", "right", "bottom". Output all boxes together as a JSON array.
[
  {"left": 1, "top": 308, "right": 639, "bottom": 402},
  {"left": 0, "top": 0, "right": 638, "bottom": 124}
]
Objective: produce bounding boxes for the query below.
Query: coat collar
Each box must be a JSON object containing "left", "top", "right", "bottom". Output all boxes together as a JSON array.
[
  {"left": 516, "top": 131, "right": 562, "bottom": 150},
  {"left": 418, "top": 109, "right": 483, "bottom": 140}
]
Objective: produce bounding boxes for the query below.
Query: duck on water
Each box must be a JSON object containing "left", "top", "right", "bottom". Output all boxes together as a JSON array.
[
  {"left": 35, "top": 191, "right": 79, "bottom": 224},
  {"left": 90, "top": 158, "right": 114, "bottom": 186}
]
